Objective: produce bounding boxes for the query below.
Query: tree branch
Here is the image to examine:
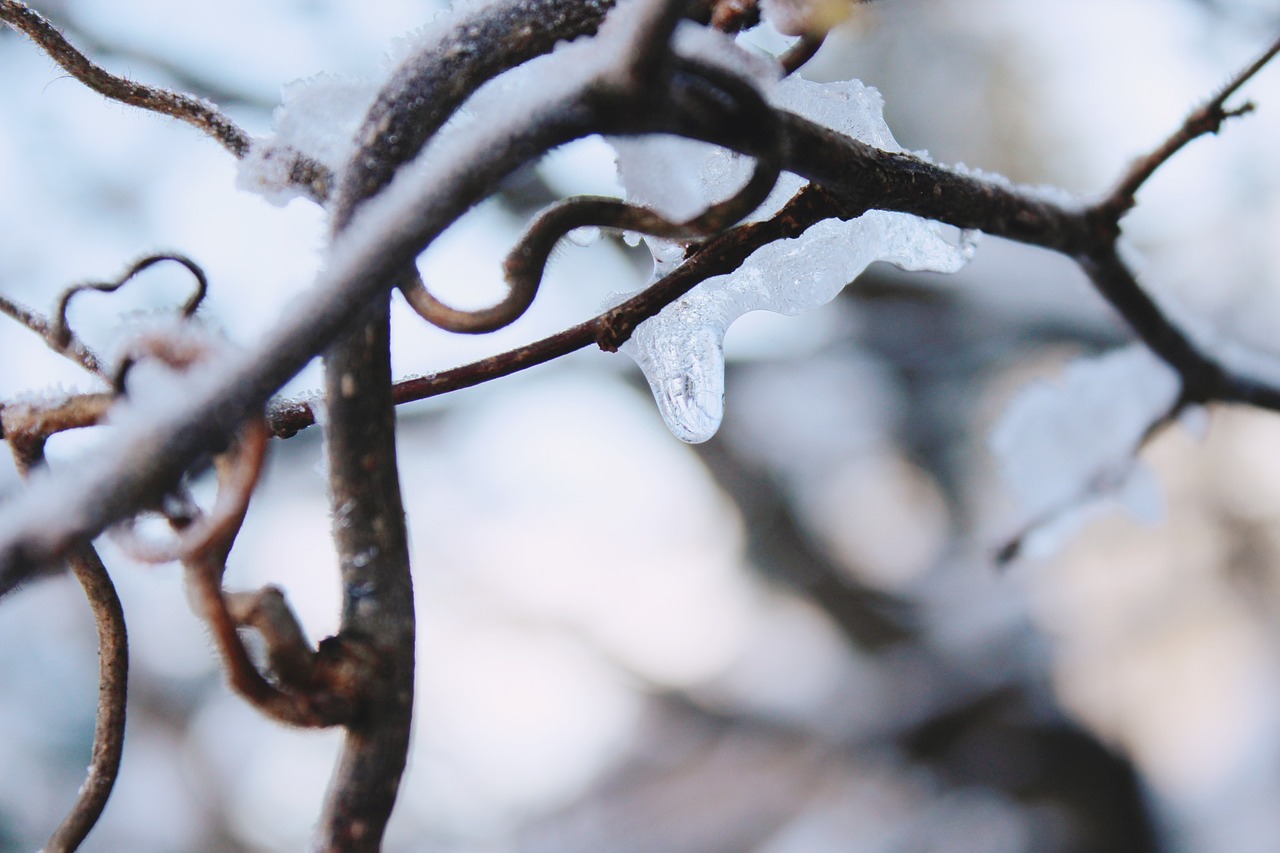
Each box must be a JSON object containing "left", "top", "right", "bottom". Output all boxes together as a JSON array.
[
  {"left": 312, "top": 0, "right": 620, "bottom": 846},
  {"left": 0, "top": 4, "right": 1276, "bottom": 631}
]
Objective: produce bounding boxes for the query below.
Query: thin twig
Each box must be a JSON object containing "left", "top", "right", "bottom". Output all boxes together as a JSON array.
[
  {"left": 0, "top": 0, "right": 332, "bottom": 200},
  {"left": 1069, "top": 35, "right": 1280, "bottom": 412},
  {"left": 0, "top": 292, "right": 105, "bottom": 377},
  {"left": 400, "top": 64, "right": 780, "bottom": 334},
  {"left": 1104, "top": 32, "right": 1280, "bottom": 214},
  {"left": 0, "top": 0, "right": 250, "bottom": 157},
  {"left": 266, "top": 183, "right": 841, "bottom": 438},
  {"left": 780, "top": 31, "right": 826, "bottom": 75},
  {"left": 9, "top": 437, "right": 127, "bottom": 853},
  {"left": 52, "top": 254, "right": 208, "bottom": 350}
]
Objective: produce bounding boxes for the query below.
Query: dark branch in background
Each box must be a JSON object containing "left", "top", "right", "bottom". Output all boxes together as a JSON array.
[
  {"left": 695, "top": 438, "right": 914, "bottom": 649},
  {"left": 8, "top": 437, "right": 126, "bottom": 853}
]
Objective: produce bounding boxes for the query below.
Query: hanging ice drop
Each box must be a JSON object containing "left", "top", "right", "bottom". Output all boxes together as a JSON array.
[{"left": 612, "top": 75, "right": 976, "bottom": 443}]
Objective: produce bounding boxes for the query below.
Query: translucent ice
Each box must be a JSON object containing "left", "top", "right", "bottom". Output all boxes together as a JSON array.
[
  {"left": 613, "top": 76, "right": 974, "bottom": 442},
  {"left": 990, "top": 343, "right": 1182, "bottom": 551}
]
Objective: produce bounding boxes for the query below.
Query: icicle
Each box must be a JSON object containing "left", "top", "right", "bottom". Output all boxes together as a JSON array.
[{"left": 613, "top": 76, "right": 974, "bottom": 443}]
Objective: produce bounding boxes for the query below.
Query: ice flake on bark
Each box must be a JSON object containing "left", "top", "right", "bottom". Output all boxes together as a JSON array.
[
  {"left": 237, "top": 74, "right": 378, "bottom": 206},
  {"left": 613, "top": 75, "right": 973, "bottom": 443},
  {"left": 990, "top": 344, "right": 1182, "bottom": 557}
]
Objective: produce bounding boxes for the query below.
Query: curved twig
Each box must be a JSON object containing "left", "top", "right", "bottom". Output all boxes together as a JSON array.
[
  {"left": 0, "top": 0, "right": 332, "bottom": 201},
  {"left": 102, "top": 324, "right": 267, "bottom": 567},
  {"left": 111, "top": 416, "right": 268, "bottom": 567},
  {"left": 52, "top": 254, "right": 208, "bottom": 351},
  {"left": 0, "top": 0, "right": 249, "bottom": 157},
  {"left": 183, "top": 554, "right": 363, "bottom": 728},
  {"left": 399, "top": 57, "right": 782, "bottom": 334},
  {"left": 46, "top": 544, "right": 128, "bottom": 853},
  {"left": 779, "top": 31, "right": 826, "bottom": 75},
  {"left": 9, "top": 437, "right": 127, "bottom": 853}
]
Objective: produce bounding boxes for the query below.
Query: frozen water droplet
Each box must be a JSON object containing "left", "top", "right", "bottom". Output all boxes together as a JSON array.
[
  {"left": 626, "top": 214, "right": 967, "bottom": 442},
  {"left": 647, "top": 238, "right": 688, "bottom": 279},
  {"left": 622, "top": 326, "right": 725, "bottom": 444},
  {"left": 610, "top": 74, "right": 975, "bottom": 443}
]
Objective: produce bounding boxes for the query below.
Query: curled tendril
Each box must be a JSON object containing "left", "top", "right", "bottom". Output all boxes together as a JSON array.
[
  {"left": 110, "top": 415, "right": 267, "bottom": 567},
  {"left": 400, "top": 57, "right": 782, "bottom": 335},
  {"left": 52, "top": 254, "right": 209, "bottom": 351},
  {"left": 106, "top": 327, "right": 267, "bottom": 566}
]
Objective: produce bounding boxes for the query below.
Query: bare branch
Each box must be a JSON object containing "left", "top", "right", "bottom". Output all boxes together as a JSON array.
[
  {"left": 0, "top": 0, "right": 250, "bottom": 157},
  {"left": 0, "top": 393, "right": 112, "bottom": 442},
  {"left": 1104, "top": 32, "right": 1280, "bottom": 214},
  {"left": 0, "top": 0, "right": 333, "bottom": 201},
  {"left": 0, "top": 291, "right": 106, "bottom": 378}
]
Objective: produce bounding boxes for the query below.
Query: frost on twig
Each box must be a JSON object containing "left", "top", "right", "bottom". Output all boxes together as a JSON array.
[
  {"left": 236, "top": 74, "right": 377, "bottom": 206},
  {"left": 614, "top": 72, "right": 974, "bottom": 442},
  {"left": 990, "top": 344, "right": 1183, "bottom": 562}
]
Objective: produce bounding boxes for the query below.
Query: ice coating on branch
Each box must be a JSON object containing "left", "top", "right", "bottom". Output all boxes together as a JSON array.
[
  {"left": 613, "top": 76, "right": 974, "bottom": 443},
  {"left": 990, "top": 344, "right": 1182, "bottom": 556}
]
